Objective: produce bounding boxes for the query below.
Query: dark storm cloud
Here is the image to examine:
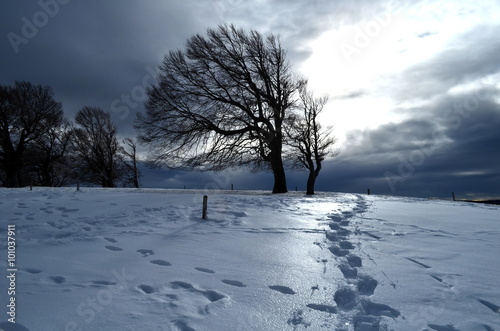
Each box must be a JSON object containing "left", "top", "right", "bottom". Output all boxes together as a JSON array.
[
  {"left": 1, "top": 1, "right": 210, "bottom": 135},
  {"left": 332, "top": 89, "right": 500, "bottom": 198}
]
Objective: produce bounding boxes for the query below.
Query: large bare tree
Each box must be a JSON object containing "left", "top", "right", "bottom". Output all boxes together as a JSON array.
[
  {"left": 136, "top": 24, "right": 301, "bottom": 193},
  {"left": 288, "top": 86, "right": 337, "bottom": 195},
  {"left": 0, "top": 81, "right": 64, "bottom": 187}
]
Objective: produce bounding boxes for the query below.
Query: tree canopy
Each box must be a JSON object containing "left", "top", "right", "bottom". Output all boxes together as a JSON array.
[{"left": 136, "top": 24, "right": 303, "bottom": 193}]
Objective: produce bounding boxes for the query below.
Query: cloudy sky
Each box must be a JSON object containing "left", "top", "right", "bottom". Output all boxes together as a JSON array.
[{"left": 1, "top": 0, "right": 499, "bottom": 199}]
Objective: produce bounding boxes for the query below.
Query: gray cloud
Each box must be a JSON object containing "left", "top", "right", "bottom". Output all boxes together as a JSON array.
[{"left": 385, "top": 24, "right": 500, "bottom": 103}]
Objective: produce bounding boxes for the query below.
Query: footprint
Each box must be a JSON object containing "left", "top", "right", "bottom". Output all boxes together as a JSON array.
[
  {"left": 172, "top": 320, "right": 196, "bottom": 331},
  {"left": 169, "top": 281, "right": 228, "bottom": 302},
  {"left": 171, "top": 281, "right": 194, "bottom": 290},
  {"left": 354, "top": 315, "right": 381, "bottom": 331},
  {"left": 104, "top": 237, "right": 118, "bottom": 243},
  {"left": 138, "top": 284, "right": 155, "bottom": 294},
  {"left": 194, "top": 267, "right": 216, "bottom": 274},
  {"left": 221, "top": 279, "right": 247, "bottom": 287},
  {"left": 137, "top": 249, "right": 154, "bottom": 257},
  {"left": 92, "top": 280, "right": 117, "bottom": 286},
  {"left": 47, "top": 221, "right": 65, "bottom": 229},
  {"left": 405, "top": 257, "right": 431, "bottom": 269},
  {"left": 165, "top": 294, "right": 178, "bottom": 300},
  {"left": 428, "top": 324, "right": 460, "bottom": 331},
  {"left": 268, "top": 285, "right": 296, "bottom": 295},
  {"left": 339, "top": 241, "right": 354, "bottom": 250},
  {"left": 362, "top": 231, "right": 381, "bottom": 240},
  {"left": 339, "top": 263, "right": 358, "bottom": 279},
  {"left": 429, "top": 275, "right": 454, "bottom": 289},
  {"left": 202, "top": 290, "right": 226, "bottom": 302},
  {"left": 360, "top": 299, "right": 400, "bottom": 318},
  {"left": 357, "top": 275, "right": 378, "bottom": 296},
  {"left": 150, "top": 259, "right": 172, "bottom": 266},
  {"left": 329, "top": 223, "right": 341, "bottom": 230},
  {"left": 54, "top": 232, "right": 73, "bottom": 239},
  {"left": 39, "top": 207, "right": 54, "bottom": 214},
  {"left": 334, "top": 287, "right": 358, "bottom": 310},
  {"left": 49, "top": 276, "right": 66, "bottom": 284},
  {"left": 328, "top": 245, "right": 349, "bottom": 257},
  {"left": 105, "top": 245, "right": 123, "bottom": 251},
  {"left": 306, "top": 303, "right": 337, "bottom": 314},
  {"left": 477, "top": 299, "right": 500, "bottom": 313},
  {"left": 23, "top": 268, "right": 42, "bottom": 274},
  {"left": 347, "top": 254, "right": 362, "bottom": 268}
]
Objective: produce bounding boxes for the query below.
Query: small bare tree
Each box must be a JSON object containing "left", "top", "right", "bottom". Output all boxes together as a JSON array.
[
  {"left": 25, "top": 119, "right": 74, "bottom": 187},
  {"left": 120, "top": 137, "right": 141, "bottom": 188},
  {"left": 72, "top": 107, "right": 122, "bottom": 187},
  {"left": 288, "top": 87, "right": 337, "bottom": 195}
]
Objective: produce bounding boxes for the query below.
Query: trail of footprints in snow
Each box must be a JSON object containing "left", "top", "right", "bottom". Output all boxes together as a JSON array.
[
  {"left": 317, "top": 197, "right": 402, "bottom": 331},
  {"left": 323, "top": 197, "right": 499, "bottom": 331}
]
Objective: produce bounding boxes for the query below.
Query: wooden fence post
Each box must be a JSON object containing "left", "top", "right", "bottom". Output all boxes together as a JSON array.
[
  {"left": 452, "top": 192, "right": 456, "bottom": 201},
  {"left": 202, "top": 195, "right": 208, "bottom": 220},
  {"left": 367, "top": 189, "right": 371, "bottom": 195}
]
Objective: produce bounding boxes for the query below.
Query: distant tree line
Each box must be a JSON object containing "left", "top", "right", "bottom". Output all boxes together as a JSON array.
[
  {"left": 1, "top": 24, "right": 337, "bottom": 194},
  {"left": 0, "top": 81, "right": 141, "bottom": 188}
]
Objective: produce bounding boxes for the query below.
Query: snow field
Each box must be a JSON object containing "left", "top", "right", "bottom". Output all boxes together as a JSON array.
[{"left": 0, "top": 188, "right": 498, "bottom": 330}]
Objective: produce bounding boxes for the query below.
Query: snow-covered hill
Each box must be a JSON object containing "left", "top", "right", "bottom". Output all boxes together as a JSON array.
[{"left": 0, "top": 188, "right": 498, "bottom": 330}]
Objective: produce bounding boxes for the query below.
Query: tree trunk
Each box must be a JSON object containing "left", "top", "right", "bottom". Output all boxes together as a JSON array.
[
  {"left": 270, "top": 150, "right": 288, "bottom": 193},
  {"left": 3, "top": 154, "right": 24, "bottom": 188},
  {"left": 306, "top": 171, "right": 316, "bottom": 195},
  {"left": 4, "top": 165, "right": 21, "bottom": 187},
  {"left": 306, "top": 157, "right": 321, "bottom": 195}
]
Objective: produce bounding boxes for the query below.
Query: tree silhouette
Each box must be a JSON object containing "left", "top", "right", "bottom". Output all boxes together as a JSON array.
[
  {"left": 72, "top": 107, "right": 122, "bottom": 187},
  {"left": 0, "top": 81, "right": 63, "bottom": 187},
  {"left": 121, "top": 137, "right": 141, "bottom": 188},
  {"left": 136, "top": 24, "right": 302, "bottom": 193},
  {"left": 288, "top": 86, "right": 337, "bottom": 195}
]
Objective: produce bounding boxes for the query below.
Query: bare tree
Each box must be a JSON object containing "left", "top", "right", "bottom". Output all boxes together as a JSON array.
[
  {"left": 136, "top": 24, "right": 302, "bottom": 193},
  {"left": 72, "top": 106, "right": 122, "bottom": 187},
  {"left": 0, "top": 81, "right": 64, "bottom": 187},
  {"left": 25, "top": 119, "right": 74, "bottom": 187},
  {"left": 288, "top": 86, "right": 337, "bottom": 195},
  {"left": 120, "top": 137, "right": 141, "bottom": 188}
]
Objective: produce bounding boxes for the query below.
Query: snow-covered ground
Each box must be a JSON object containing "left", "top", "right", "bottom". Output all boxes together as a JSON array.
[{"left": 0, "top": 187, "right": 498, "bottom": 331}]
